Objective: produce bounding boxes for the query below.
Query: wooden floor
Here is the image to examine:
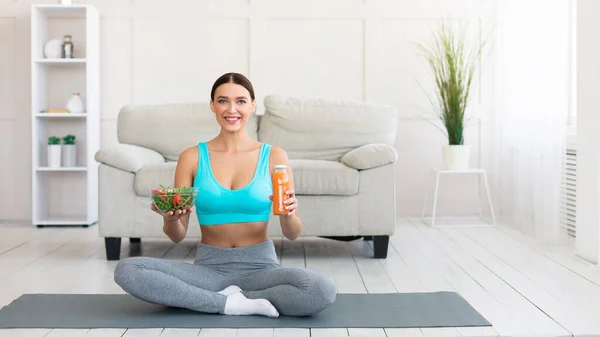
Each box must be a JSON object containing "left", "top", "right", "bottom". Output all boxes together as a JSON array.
[{"left": 1, "top": 218, "right": 600, "bottom": 337}]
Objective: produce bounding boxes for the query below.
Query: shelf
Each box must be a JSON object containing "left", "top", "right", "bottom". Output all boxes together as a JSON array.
[
  {"left": 35, "top": 113, "right": 87, "bottom": 118},
  {"left": 35, "top": 215, "right": 93, "bottom": 226},
  {"left": 34, "top": 58, "right": 86, "bottom": 64},
  {"left": 36, "top": 167, "right": 87, "bottom": 172},
  {"left": 33, "top": 4, "right": 88, "bottom": 17},
  {"left": 31, "top": 3, "right": 99, "bottom": 228}
]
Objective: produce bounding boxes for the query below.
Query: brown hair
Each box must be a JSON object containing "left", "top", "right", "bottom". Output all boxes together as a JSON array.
[{"left": 210, "top": 72, "right": 255, "bottom": 101}]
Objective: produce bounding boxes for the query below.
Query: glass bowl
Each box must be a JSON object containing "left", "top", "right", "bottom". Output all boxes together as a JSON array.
[{"left": 149, "top": 186, "right": 199, "bottom": 213}]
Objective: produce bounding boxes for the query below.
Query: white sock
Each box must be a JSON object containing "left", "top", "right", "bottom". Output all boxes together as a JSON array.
[
  {"left": 223, "top": 292, "right": 279, "bottom": 318},
  {"left": 218, "top": 285, "right": 243, "bottom": 296}
]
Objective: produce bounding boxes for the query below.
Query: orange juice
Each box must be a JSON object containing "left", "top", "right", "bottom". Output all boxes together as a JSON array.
[{"left": 272, "top": 165, "right": 290, "bottom": 215}]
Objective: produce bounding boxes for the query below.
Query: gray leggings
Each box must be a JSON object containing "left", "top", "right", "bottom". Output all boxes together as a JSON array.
[{"left": 114, "top": 240, "right": 337, "bottom": 316}]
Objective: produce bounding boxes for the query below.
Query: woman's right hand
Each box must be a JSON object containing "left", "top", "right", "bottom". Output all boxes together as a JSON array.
[{"left": 150, "top": 203, "right": 192, "bottom": 223}]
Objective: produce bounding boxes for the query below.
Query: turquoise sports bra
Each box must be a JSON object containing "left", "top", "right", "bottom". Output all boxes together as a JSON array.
[{"left": 193, "top": 142, "right": 272, "bottom": 226}]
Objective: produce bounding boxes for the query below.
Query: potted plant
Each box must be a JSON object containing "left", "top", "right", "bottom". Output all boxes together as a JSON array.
[
  {"left": 62, "top": 134, "right": 76, "bottom": 167},
  {"left": 47, "top": 136, "right": 61, "bottom": 168},
  {"left": 418, "top": 21, "right": 485, "bottom": 170}
]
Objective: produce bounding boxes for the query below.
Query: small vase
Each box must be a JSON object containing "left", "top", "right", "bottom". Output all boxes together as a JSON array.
[
  {"left": 66, "top": 93, "right": 84, "bottom": 113},
  {"left": 48, "top": 145, "right": 62, "bottom": 168},
  {"left": 62, "top": 144, "right": 76, "bottom": 167},
  {"left": 442, "top": 145, "right": 471, "bottom": 171},
  {"left": 43, "top": 39, "right": 63, "bottom": 59},
  {"left": 62, "top": 35, "right": 73, "bottom": 58}
]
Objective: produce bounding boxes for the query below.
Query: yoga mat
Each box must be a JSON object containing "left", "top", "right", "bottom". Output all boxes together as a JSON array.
[{"left": 0, "top": 292, "right": 491, "bottom": 329}]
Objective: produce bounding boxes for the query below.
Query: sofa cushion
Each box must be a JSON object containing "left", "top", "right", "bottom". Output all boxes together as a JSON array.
[
  {"left": 134, "top": 162, "right": 178, "bottom": 196},
  {"left": 133, "top": 159, "right": 359, "bottom": 197},
  {"left": 118, "top": 103, "right": 259, "bottom": 161},
  {"left": 290, "top": 159, "right": 358, "bottom": 196},
  {"left": 341, "top": 143, "right": 398, "bottom": 170},
  {"left": 259, "top": 95, "right": 398, "bottom": 161}
]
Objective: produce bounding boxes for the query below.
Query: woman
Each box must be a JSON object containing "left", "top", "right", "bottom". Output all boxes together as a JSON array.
[{"left": 114, "top": 72, "right": 337, "bottom": 318}]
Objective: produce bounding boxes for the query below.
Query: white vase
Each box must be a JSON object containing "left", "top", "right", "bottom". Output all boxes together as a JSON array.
[
  {"left": 48, "top": 145, "right": 62, "bottom": 168},
  {"left": 62, "top": 144, "right": 76, "bottom": 167},
  {"left": 66, "top": 93, "right": 84, "bottom": 113},
  {"left": 442, "top": 145, "right": 471, "bottom": 171},
  {"left": 43, "top": 39, "right": 63, "bottom": 59}
]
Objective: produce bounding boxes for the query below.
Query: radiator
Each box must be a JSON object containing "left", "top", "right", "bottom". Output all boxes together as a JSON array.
[{"left": 560, "top": 147, "right": 577, "bottom": 237}]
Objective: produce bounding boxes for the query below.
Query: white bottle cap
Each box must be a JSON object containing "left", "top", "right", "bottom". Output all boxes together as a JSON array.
[{"left": 274, "top": 164, "right": 287, "bottom": 170}]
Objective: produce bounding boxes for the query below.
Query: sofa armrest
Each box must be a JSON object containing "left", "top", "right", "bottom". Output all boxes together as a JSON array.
[
  {"left": 95, "top": 144, "right": 165, "bottom": 173},
  {"left": 341, "top": 143, "right": 398, "bottom": 170}
]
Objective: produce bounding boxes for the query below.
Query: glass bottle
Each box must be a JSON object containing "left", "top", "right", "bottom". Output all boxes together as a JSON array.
[
  {"left": 62, "top": 35, "right": 73, "bottom": 58},
  {"left": 272, "top": 165, "right": 290, "bottom": 215}
]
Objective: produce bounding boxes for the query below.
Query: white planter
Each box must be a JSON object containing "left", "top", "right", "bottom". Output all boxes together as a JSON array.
[
  {"left": 62, "top": 144, "right": 76, "bottom": 167},
  {"left": 47, "top": 145, "right": 62, "bottom": 168},
  {"left": 442, "top": 145, "right": 471, "bottom": 171}
]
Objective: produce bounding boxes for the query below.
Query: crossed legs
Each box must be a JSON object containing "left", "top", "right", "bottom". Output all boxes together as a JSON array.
[
  {"left": 114, "top": 256, "right": 336, "bottom": 317},
  {"left": 237, "top": 266, "right": 336, "bottom": 316},
  {"left": 114, "top": 256, "right": 229, "bottom": 313}
]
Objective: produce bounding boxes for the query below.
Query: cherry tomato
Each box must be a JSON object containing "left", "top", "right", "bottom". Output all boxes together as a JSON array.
[{"left": 172, "top": 193, "right": 182, "bottom": 206}]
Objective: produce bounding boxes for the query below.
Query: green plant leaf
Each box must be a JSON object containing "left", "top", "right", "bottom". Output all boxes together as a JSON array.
[
  {"left": 417, "top": 20, "right": 485, "bottom": 145},
  {"left": 48, "top": 136, "right": 61, "bottom": 145},
  {"left": 62, "top": 134, "right": 76, "bottom": 145}
]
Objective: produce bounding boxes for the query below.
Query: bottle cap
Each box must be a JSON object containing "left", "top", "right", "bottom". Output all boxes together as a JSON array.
[{"left": 274, "top": 164, "right": 287, "bottom": 170}]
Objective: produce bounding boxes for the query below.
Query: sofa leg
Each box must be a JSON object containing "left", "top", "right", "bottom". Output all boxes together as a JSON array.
[
  {"left": 318, "top": 236, "right": 362, "bottom": 242},
  {"left": 373, "top": 235, "right": 389, "bottom": 259},
  {"left": 129, "top": 238, "right": 141, "bottom": 244},
  {"left": 105, "top": 237, "right": 121, "bottom": 261}
]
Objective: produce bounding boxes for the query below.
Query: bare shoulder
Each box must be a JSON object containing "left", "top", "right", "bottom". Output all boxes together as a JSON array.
[
  {"left": 177, "top": 146, "right": 199, "bottom": 168},
  {"left": 268, "top": 144, "right": 291, "bottom": 173},
  {"left": 174, "top": 146, "right": 199, "bottom": 187},
  {"left": 269, "top": 145, "right": 289, "bottom": 163}
]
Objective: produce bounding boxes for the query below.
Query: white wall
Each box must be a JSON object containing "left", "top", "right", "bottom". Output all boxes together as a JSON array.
[
  {"left": 576, "top": 0, "right": 600, "bottom": 264},
  {"left": 0, "top": 0, "right": 497, "bottom": 221}
]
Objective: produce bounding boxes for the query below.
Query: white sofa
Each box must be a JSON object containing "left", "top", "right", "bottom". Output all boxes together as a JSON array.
[{"left": 94, "top": 95, "right": 399, "bottom": 260}]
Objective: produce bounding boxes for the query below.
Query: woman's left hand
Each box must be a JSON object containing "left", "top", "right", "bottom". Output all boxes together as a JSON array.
[
  {"left": 268, "top": 190, "right": 298, "bottom": 217},
  {"left": 282, "top": 189, "right": 298, "bottom": 216}
]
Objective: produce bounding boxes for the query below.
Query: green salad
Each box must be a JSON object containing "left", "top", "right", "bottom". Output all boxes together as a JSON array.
[{"left": 149, "top": 185, "right": 199, "bottom": 212}]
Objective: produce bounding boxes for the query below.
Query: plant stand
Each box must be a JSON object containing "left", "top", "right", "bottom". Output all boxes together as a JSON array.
[{"left": 421, "top": 169, "right": 496, "bottom": 227}]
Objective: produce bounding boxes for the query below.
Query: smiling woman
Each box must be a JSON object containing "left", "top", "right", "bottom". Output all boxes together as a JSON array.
[
  {"left": 112, "top": 72, "right": 337, "bottom": 319},
  {"left": 210, "top": 73, "right": 256, "bottom": 133}
]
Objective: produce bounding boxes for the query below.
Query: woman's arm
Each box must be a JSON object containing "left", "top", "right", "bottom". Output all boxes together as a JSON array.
[
  {"left": 161, "top": 146, "right": 197, "bottom": 243},
  {"left": 270, "top": 146, "right": 303, "bottom": 241}
]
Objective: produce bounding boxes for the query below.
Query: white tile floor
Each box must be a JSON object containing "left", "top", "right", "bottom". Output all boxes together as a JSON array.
[{"left": 1, "top": 218, "right": 599, "bottom": 337}]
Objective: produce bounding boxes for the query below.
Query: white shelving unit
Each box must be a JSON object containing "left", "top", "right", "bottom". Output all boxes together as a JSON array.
[{"left": 31, "top": 4, "right": 100, "bottom": 227}]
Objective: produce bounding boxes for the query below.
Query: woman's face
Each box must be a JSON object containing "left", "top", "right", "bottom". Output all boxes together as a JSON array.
[{"left": 210, "top": 82, "right": 255, "bottom": 133}]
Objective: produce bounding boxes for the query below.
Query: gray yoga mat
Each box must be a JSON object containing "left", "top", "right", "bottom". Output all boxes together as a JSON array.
[{"left": 0, "top": 292, "right": 491, "bottom": 329}]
